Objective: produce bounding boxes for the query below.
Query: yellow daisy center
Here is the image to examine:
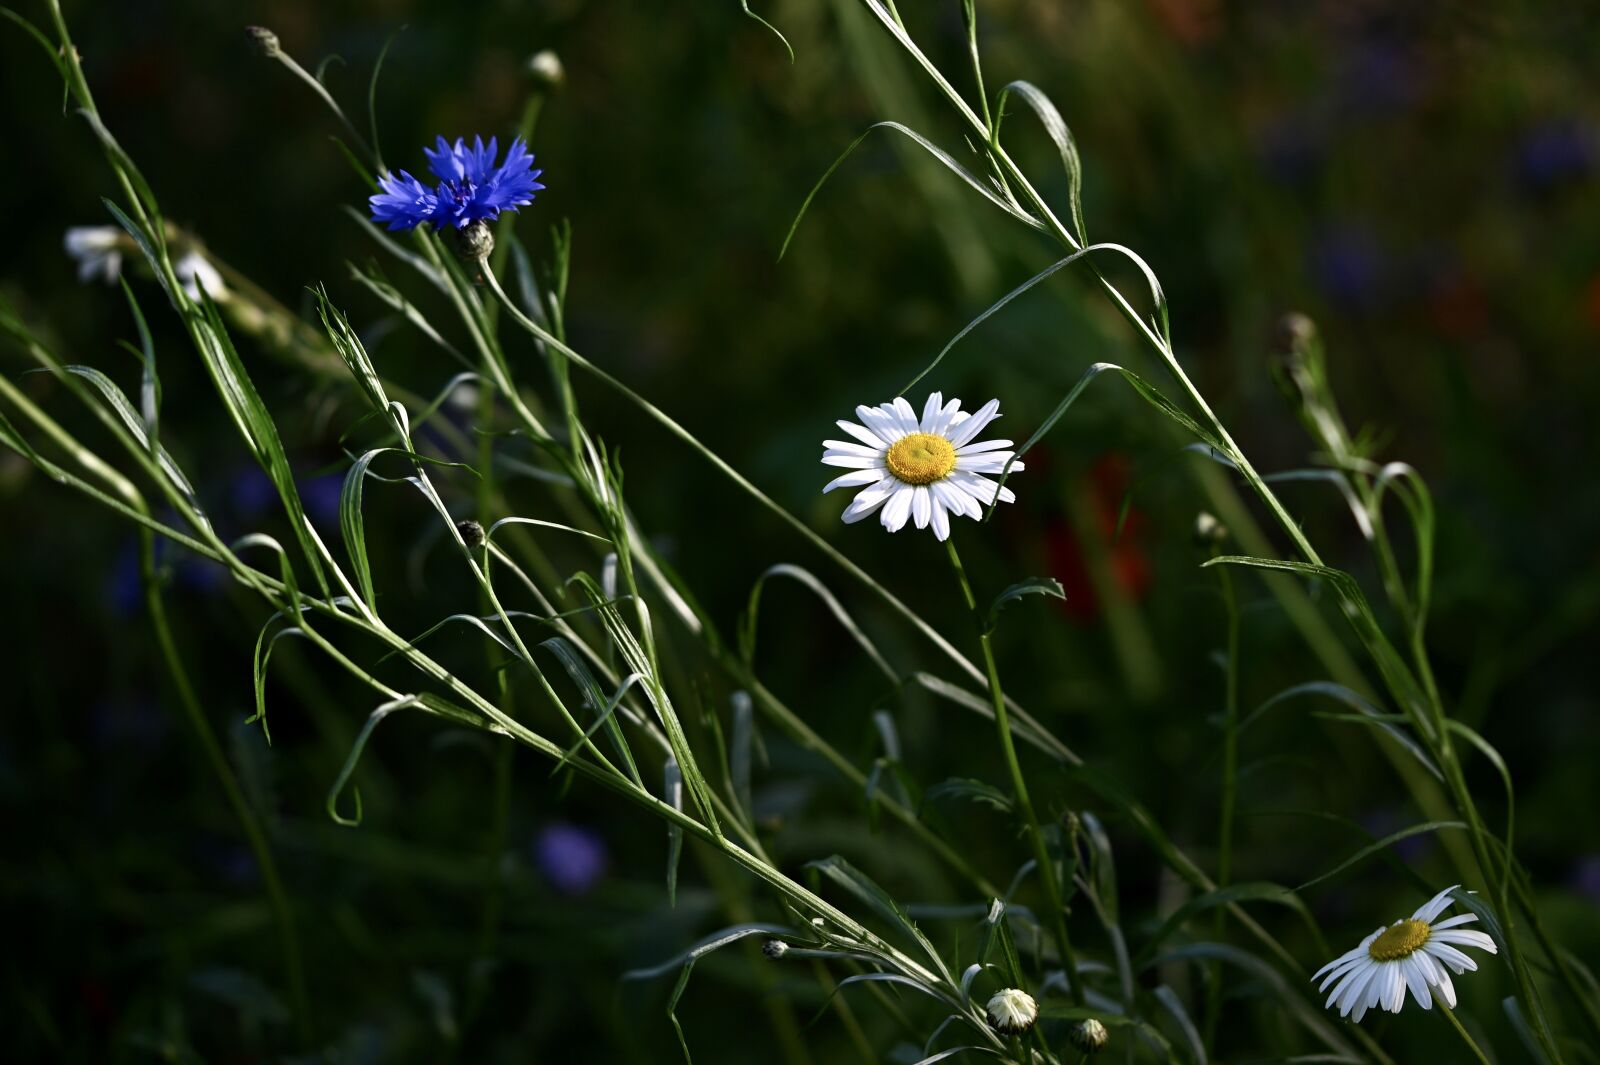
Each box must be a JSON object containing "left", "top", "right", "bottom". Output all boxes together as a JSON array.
[
  {"left": 885, "top": 432, "right": 956, "bottom": 485},
  {"left": 1368, "top": 919, "right": 1431, "bottom": 961}
]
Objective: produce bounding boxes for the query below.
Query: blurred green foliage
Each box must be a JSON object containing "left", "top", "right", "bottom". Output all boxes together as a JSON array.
[{"left": 2, "top": 0, "right": 1597, "bottom": 1060}]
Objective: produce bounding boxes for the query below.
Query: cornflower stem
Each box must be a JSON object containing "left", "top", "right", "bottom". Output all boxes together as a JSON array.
[
  {"left": 943, "top": 536, "right": 1083, "bottom": 1005},
  {"left": 1436, "top": 996, "right": 1493, "bottom": 1065}
]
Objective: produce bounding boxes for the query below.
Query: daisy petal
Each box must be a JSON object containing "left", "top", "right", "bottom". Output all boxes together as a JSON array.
[
  {"left": 881, "top": 484, "right": 914, "bottom": 532},
  {"left": 1411, "top": 886, "right": 1461, "bottom": 923},
  {"left": 911, "top": 485, "right": 932, "bottom": 529},
  {"left": 948, "top": 398, "right": 1000, "bottom": 447},
  {"left": 836, "top": 419, "right": 887, "bottom": 448},
  {"left": 823, "top": 469, "right": 887, "bottom": 493},
  {"left": 920, "top": 391, "right": 944, "bottom": 433}
]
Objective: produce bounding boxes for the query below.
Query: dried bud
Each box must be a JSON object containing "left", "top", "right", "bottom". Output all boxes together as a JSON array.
[
  {"left": 454, "top": 220, "right": 495, "bottom": 262},
  {"left": 245, "top": 26, "right": 281, "bottom": 58},
  {"left": 527, "top": 50, "right": 566, "bottom": 90},
  {"left": 1194, "top": 511, "right": 1228, "bottom": 545},
  {"left": 457, "top": 519, "right": 486, "bottom": 548},
  {"left": 985, "top": 988, "right": 1038, "bottom": 1035},
  {"left": 1070, "top": 1018, "right": 1109, "bottom": 1054},
  {"left": 761, "top": 939, "right": 788, "bottom": 959}
]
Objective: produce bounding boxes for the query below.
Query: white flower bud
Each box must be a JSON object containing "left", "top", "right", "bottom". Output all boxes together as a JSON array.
[{"left": 985, "top": 988, "right": 1038, "bottom": 1035}]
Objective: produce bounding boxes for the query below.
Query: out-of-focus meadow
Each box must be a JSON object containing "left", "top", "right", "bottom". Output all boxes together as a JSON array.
[{"left": 2, "top": 0, "right": 1597, "bottom": 1060}]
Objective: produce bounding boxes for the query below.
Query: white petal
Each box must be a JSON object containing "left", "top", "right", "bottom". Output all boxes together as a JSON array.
[
  {"left": 1429, "top": 914, "right": 1479, "bottom": 931},
  {"left": 955, "top": 453, "right": 1021, "bottom": 474},
  {"left": 931, "top": 398, "right": 962, "bottom": 437},
  {"left": 1411, "top": 886, "right": 1460, "bottom": 923},
  {"left": 880, "top": 484, "right": 914, "bottom": 532},
  {"left": 1421, "top": 941, "right": 1477, "bottom": 974},
  {"left": 892, "top": 396, "right": 920, "bottom": 429},
  {"left": 823, "top": 469, "right": 887, "bottom": 493},
  {"left": 955, "top": 438, "right": 1015, "bottom": 454},
  {"left": 857, "top": 404, "right": 905, "bottom": 443},
  {"left": 835, "top": 419, "right": 886, "bottom": 448},
  {"left": 1317, "top": 952, "right": 1370, "bottom": 991},
  {"left": 1402, "top": 956, "right": 1432, "bottom": 1010},
  {"left": 950, "top": 470, "right": 1016, "bottom": 506},
  {"left": 932, "top": 479, "right": 980, "bottom": 520},
  {"left": 1433, "top": 964, "right": 1456, "bottom": 1008},
  {"left": 947, "top": 398, "right": 1000, "bottom": 447},
  {"left": 842, "top": 480, "right": 897, "bottom": 523},
  {"left": 930, "top": 496, "right": 951, "bottom": 541},
  {"left": 822, "top": 453, "right": 883, "bottom": 469},
  {"left": 1430, "top": 930, "right": 1496, "bottom": 953},
  {"left": 1340, "top": 961, "right": 1380, "bottom": 1017},
  {"left": 911, "top": 485, "right": 932, "bottom": 529},
  {"left": 1385, "top": 964, "right": 1408, "bottom": 1013},
  {"left": 1313, "top": 943, "right": 1370, "bottom": 983},
  {"left": 919, "top": 392, "right": 944, "bottom": 433},
  {"left": 822, "top": 439, "right": 881, "bottom": 457}
]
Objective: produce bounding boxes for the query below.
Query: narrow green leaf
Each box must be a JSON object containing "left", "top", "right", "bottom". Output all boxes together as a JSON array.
[
  {"left": 986, "top": 576, "right": 1064, "bottom": 631},
  {"left": 1295, "top": 820, "right": 1468, "bottom": 893}
]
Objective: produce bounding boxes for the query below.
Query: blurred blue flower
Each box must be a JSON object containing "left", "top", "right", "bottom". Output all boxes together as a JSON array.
[
  {"left": 1574, "top": 854, "right": 1600, "bottom": 905},
  {"left": 370, "top": 136, "right": 545, "bottom": 232},
  {"left": 535, "top": 822, "right": 607, "bottom": 895},
  {"left": 1310, "top": 225, "right": 1387, "bottom": 312},
  {"left": 1335, "top": 39, "right": 1422, "bottom": 117},
  {"left": 1513, "top": 119, "right": 1595, "bottom": 195},
  {"left": 297, "top": 472, "right": 344, "bottom": 526}
]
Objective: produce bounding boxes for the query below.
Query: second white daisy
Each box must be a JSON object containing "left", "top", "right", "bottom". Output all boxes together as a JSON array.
[
  {"left": 1313, "top": 885, "right": 1497, "bottom": 1022},
  {"left": 821, "top": 393, "right": 1023, "bottom": 541}
]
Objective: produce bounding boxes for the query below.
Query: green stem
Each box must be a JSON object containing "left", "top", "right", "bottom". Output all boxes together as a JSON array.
[
  {"left": 943, "top": 537, "right": 1083, "bottom": 1005},
  {"left": 1436, "top": 997, "right": 1493, "bottom": 1065}
]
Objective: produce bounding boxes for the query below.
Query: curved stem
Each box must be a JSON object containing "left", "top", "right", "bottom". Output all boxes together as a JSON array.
[{"left": 943, "top": 537, "right": 1083, "bottom": 1004}]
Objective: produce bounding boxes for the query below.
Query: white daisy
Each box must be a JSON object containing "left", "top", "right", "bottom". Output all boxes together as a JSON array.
[
  {"left": 64, "top": 226, "right": 124, "bottom": 284},
  {"left": 1313, "top": 885, "right": 1498, "bottom": 1022},
  {"left": 63, "top": 226, "right": 227, "bottom": 304},
  {"left": 174, "top": 250, "right": 228, "bottom": 303},
  {"left": 821, "top": 393, "right": 1023, "bottom": 541}
]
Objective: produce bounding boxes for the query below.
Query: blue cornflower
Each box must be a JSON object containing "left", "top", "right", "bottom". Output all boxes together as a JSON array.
[{"left": 369, "top": 135, "right": 545, "bottom": 232}]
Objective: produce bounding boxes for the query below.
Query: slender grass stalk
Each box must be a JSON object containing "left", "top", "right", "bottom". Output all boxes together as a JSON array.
[{"left": 943, "top": 536, "right": 1082, "bottom": 1005}]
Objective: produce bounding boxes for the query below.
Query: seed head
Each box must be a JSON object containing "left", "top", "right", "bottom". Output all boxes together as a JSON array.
[
  {"left": 985, "top": 988, "right": 1038, "bottom": 1035},
  {"left": 455, "top": 220, "right": 495, "bottom": 261},
  {"left": 457, "top": 519, "right": 486, "bottom": 548},
  {"left": 245, "top": 26, "right": 281, "bottom": 58},
  {"left": 1070, "top": 1018, "right": 1109, "bottom": 1054}
]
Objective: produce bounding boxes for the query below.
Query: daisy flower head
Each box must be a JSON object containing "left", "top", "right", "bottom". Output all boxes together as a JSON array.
[
  {"left": 821, "top": 393, "right": 1022, "bottom": 541},
  {"left": 369, "top": 135, "right": 545, "bottom": 232},
  {"left": 1313, "top": 885, "right": 1497, "bottom": 1022}
]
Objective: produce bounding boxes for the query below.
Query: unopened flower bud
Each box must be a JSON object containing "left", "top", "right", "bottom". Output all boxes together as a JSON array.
[
  {"left": 1194, "top": 511, "right": 1228, "bottom": 544},
  {"left": 527, "top": 50, "right": 566, "bottom": 90},
  {"left": 246, "top": 26, "right": 281, "bottom": 58},
  {"left": 985, "top": 988, "right": 1038, "bottom": 1035},
  {"left": 1070, "top": 1018, "right": 1109, "bottom": 1053},
  {"left": 455, "top": 220, "right": 495, "bottom": 261},
  {"left": 1274, "top": 311, "right": 1317, "bottom": 355},
  {"left": 761, "top": 938, "right": 788, "bottom": 959},
  {"left": 457, "top": 519, "right": 486, "bottom": 548}
]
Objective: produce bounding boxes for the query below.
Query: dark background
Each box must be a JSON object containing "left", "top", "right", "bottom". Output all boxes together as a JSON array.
[{"left": 2, "top": 0, "right": 1597, "bottom": 1060}]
